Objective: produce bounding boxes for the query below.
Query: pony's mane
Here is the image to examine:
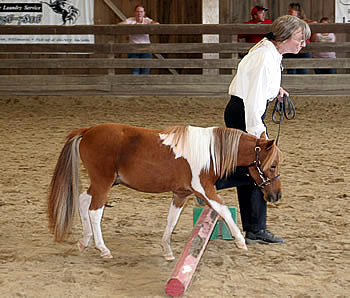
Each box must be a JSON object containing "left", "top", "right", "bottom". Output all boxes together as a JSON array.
[
  {"left": 159, "top": 125, "right": 242, "bottom": 178},
  {"left": 213, "top": 127, "right": 243, "bottom": 178},
  {"left": 261, "top": 142, "right": 282, "bottom": 171}
]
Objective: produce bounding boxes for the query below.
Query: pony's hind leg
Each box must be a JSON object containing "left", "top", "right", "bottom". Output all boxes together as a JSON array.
[
  {"left": 89, "top": 206, "right": 112, "bottom": 258},
  {"left": 86, "top": 179, "right": 115, "bottom": 259},
  {"left": 77, "top": 191, "right": 93, "bottom": 251},
  {"left": 79, "top": 132, "right": 116, "bottom": 258},
  {"left": 77, "top": 190, "right": 110, "bottom": 257},
  {"left": 161, "top": 193, "right": 187, "bottom": 261}
]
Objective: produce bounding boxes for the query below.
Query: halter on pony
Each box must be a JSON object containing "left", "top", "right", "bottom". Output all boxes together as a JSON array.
[{"left": 248, "top": 138, "right": 280, "bottom": 189}]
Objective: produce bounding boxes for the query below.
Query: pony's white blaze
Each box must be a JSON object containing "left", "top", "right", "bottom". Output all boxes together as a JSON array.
[
  {"left": 160, "top": 126, "right": 217, "bottom": 192},
  {"left": 78, "top": 191, "right": 93, "bottom": 248}
]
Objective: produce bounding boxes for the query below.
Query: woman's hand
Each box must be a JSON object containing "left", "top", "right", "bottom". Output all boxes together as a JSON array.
[{"left": 277, "top": 87, "right": 289, "bottom": 102}]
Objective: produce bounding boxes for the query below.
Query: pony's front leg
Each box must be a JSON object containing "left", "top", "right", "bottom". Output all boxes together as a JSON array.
[
  {"left": 161, "top": 199, "right": 184, "bottom": 261},
  {"left": 209, "top": 199, "right": 247, "bottom": 250},
  {"left": 197, "top": 188, "right": 247, "bottom": 251},
  {"left": 89, "top": 206, "right": 113, "bottom": 258},
  {"left": 77, "top": 191, "right": 93, "bottom": 251}
]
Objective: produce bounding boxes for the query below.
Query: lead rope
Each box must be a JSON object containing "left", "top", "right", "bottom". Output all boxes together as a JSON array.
[{"left": 272, "top": 94, "right": 296, "bottom": 146}]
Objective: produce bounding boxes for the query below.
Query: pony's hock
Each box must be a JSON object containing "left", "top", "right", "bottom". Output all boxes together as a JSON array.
[{"left": 193, "top": 206, "right": 237, "bottom": 240}]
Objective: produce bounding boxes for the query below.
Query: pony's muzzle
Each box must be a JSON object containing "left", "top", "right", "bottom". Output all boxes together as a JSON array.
[{"left": 268, "top": 192, "right": 281, "bottom": 203}]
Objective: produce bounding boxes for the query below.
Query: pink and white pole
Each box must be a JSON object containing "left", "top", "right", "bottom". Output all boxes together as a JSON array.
[{"left": 165, "top": 206, "right": 218, "bottom": 297}]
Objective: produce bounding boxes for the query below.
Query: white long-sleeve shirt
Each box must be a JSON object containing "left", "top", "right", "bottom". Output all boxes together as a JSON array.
[{"left": 228, "top": 38, "right": 282, "bottom": 137}]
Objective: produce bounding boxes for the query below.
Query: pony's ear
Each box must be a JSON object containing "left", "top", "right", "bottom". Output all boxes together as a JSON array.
[
  {"left": 265, "top": 139, "right": 275, "bottom": 151},
  {"left": 260, "top": 131, "right": 267, "bottom": 140}
]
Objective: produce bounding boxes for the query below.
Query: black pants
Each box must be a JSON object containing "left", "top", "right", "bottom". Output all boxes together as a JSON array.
[{"left": 216, "top": 95, "right": 266, "bottom": 232}]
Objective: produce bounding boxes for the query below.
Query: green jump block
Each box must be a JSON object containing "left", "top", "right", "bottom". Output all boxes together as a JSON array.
[{"left": 193, "top": 206, "right": 237, "bottom": 240}]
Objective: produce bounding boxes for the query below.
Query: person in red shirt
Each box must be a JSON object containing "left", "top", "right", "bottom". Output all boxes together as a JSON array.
[{"left": 238, "top": 6, "right": 273, "bottom": 44}]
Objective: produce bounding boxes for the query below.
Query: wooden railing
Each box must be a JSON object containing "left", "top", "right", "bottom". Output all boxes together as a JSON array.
[{"left": 0, "top": 24, "right": 349, "bottom": 96}]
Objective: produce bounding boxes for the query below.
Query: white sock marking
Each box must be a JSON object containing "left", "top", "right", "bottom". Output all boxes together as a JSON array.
[
  {"left": 207, "top": 199, "right": 245, "bottom": 245},
  {"left": 89, "top": 206, "right": 111, "bottom": 257},
  {"left": 78, "top": 191, "right": 93, "bottom": 247},
  {"left": 162, "top": 201, "right": 183, "bottom": 259}
]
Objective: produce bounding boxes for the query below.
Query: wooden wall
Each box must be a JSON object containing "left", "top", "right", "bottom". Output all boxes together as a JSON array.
[
  {"left": 96, "top": 0, "right": 337, "bottom": 25},
  {"left": 222, "top": 0, "right": 336, "bottom": 24},
  {"left": 96, "top": 0, "right": 203, "bottom": 73},
  {"left": 96, "top": 0, "right": 202, "bottom": 43},
  {"left": 0, "top": 24, "right": 349, "bottom": 95},
  {"left": 97, "top": 0, "right": 347, "bottom": 54},
  {"left": 96, "top": 0, "right": 201, "bottom": 25},
  {"left": 1, "top": 1, "right": 348, "bottom": 84},
  {"left": 96, "top": 0, "right": 348, "bottom": 73}
]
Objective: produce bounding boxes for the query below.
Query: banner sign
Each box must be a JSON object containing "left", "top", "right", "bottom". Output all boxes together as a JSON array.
[
  {"left": 335, "top": 0, "right": 350, "bottom": 23},
  {"left": 0, "top": 0, "right": 94, "bottom": 43}
]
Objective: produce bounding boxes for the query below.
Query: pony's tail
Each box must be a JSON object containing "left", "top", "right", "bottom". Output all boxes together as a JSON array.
[{"left": 48, "top": 128, "right": 88, "bottom": 242}]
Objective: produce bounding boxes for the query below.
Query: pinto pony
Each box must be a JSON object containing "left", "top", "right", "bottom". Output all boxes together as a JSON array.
[{"left": 48, "top": 123, "right": 282, "bottom": 260}]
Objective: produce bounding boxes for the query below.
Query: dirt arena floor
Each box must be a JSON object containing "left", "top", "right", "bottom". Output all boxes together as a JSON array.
[{"left": 0, "top": 95, "right": 349, "bottom": 297}]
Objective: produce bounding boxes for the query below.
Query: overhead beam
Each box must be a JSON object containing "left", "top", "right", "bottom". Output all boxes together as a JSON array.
[
  {"left": 202, "top": 0, "right": 219, "bottom": 75},
  {"left": 103, "top": 0, "right": 126, "bottom": 21}
]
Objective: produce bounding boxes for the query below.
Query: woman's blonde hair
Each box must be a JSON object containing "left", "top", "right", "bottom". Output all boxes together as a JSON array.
[{"left": 272, "top": 15, "right": 311, "bottom": 42}]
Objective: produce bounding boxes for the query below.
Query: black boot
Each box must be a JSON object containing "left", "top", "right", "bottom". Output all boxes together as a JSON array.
[{"left": 245, "top": 230, "right": 285, "bottom": 245}]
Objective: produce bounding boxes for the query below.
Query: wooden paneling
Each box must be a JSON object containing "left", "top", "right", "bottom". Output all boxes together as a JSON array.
[
  {"left": 0, "top": 22, "right": 349, "bottom": 95},
  {"left": 94, "top": 1, "right": 337, "bottom": 33},
  {"left": 1, "top": 74, "right": 349, "bottom": 96},
  {"left": 94, "top": 0, "right": 335, "bottom": 25},
  {"left": 0, "top": 41, "right": 349, "bottom": 54},
  {"left": 1, "top": 23, "right": 349, "bottom": 35},
  {"left": 226, "top": 0, "right": 334, "bottom": 23},
  {"left": 1, "top": 58, "right": 349, "bottom": 70}
]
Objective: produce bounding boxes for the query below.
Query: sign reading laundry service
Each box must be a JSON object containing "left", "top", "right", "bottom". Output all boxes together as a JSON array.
[
  {"left": 0, "top": 0, "right": 94, "bottom": 44},
  {"left": 0, "top": 3, "right": 42, "bottom": 12}
]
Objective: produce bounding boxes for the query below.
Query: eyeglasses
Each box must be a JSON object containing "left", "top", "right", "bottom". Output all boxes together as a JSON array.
[{"left": 292, "top": 38, "right": 306, "bottom": 45}]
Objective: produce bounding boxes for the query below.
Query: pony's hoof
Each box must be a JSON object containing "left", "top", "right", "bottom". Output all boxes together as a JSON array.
[
  {"left": 77, "top": 240, "right": 88, "bottom": 252},
  {"left": 163, "top": 254, "right": 175, "bottom": 261},
  {"left": 235, "top": 241, "right": 248, "bottom": 251},
  {"left": 100, "top": 251, "right": 113, "bottom": 259}
]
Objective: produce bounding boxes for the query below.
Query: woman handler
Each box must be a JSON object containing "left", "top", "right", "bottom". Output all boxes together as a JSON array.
[{"left": 217, "top": 15, "right": 311, "bottom": 244}]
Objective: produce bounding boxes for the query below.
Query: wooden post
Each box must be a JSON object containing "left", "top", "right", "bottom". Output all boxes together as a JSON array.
[
  {"left": 165, "top": 206, "right": 218, "bottom": 297},
  {"left": 202, "top": 0, "right": 219, "bottom": 75}
]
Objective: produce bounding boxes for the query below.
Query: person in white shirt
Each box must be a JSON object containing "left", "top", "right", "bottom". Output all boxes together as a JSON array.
[
  {"left": 216, "top": 15, "right": 311, "bottom": 244},
  {"left": 119, "top": 5, "right": 159, "bottom": 74}
]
